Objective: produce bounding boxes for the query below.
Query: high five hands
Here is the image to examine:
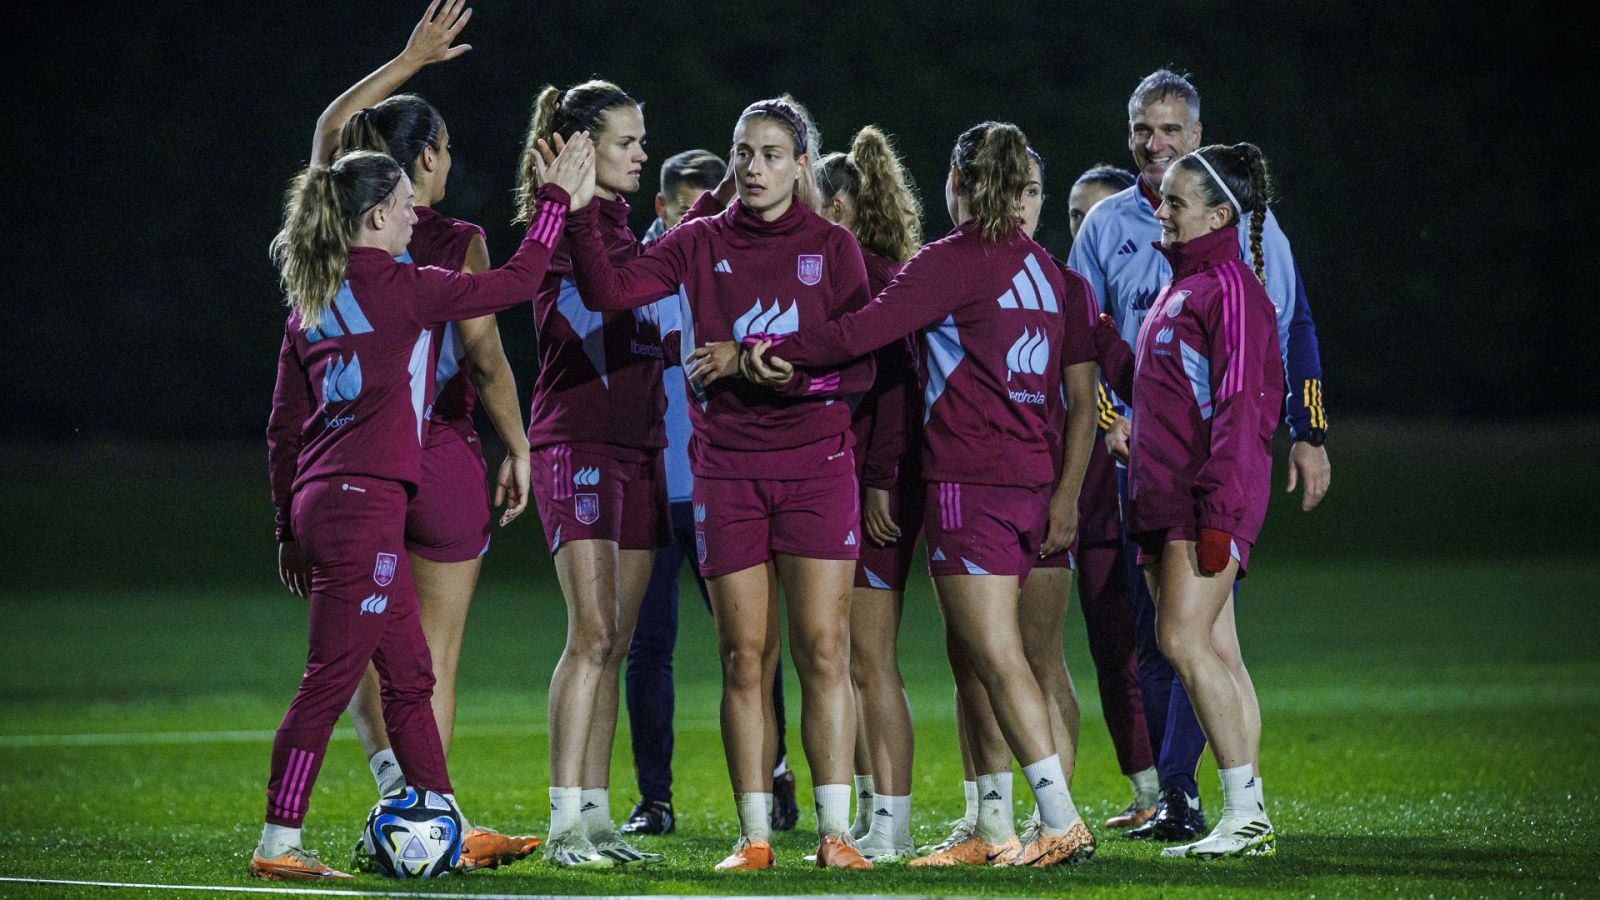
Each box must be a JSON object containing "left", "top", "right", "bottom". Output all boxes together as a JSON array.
[{"left": 533, "top": 132, "right": 598, "bottom": 210}]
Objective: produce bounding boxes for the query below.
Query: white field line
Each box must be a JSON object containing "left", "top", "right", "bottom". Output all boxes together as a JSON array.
[{"left": 0, "top": 878, "right": 1005, "bottom": 900}]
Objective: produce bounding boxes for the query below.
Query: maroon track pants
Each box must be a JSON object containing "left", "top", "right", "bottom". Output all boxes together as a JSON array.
[
  {"left": 263, "top": 476, "right": 452, "bottom": 827},
  {"left": 1076, "top": 539, "right": 1154, "bottom": 775}
]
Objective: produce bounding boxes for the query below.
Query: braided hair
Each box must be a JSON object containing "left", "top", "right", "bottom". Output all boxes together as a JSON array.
[{"left": 1176, "top": 142, "right": 1273, "bottom": 287}]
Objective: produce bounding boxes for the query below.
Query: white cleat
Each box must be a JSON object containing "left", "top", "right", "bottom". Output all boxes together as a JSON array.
[
  {"left": 543, "top": 831, "right": 615, "bottom": 869},
  {"left": 855, "top": 835, "right": 916, "bottom": 864},
  {"left": 590, "top": 825, "right": 665, "bottom": 867},
  {"left": 1161, "top": 816, "right": 1276, "bottom": 860}
]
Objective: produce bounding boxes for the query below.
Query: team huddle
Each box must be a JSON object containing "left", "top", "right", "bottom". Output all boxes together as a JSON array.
[{"left": 254, "top": 0, "right": 1332, "bottom": 882}]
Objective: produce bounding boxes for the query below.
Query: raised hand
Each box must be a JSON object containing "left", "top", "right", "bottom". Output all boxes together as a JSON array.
[
  {"left": 401, "top": 0, "right": 474, "bottom": 68},
  {"left": 533, "top": 132, "right": 596, "bottom": 209}
]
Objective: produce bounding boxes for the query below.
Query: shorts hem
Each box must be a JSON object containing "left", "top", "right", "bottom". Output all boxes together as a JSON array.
[
  {"left": 698, "top": 553, "right": 773, "bottom": 580},
  {"left": 770, "top": 542, "right": 858, "bottom": 563},
  {"left": 405, "top": 541, "right": 489, "bottom": 564}
]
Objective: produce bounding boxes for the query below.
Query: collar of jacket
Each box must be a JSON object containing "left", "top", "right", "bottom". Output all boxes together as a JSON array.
[
  {"left": 1156, "top": 224, "right": 1240, "bottom": 280},
  {"left": 729, "top": 194, "right": 810, "bottom": 237}
]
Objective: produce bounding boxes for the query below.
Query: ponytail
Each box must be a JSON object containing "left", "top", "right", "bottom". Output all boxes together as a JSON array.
[
  {"left": 335, "top": 95, "right": 441, "bottom": 179},
  {"left": 1178, "top": 142, "right": 1274, "bottom": 287},
  {"left": 514, "top": 80, "right": 638, "bottom": 223},
  {"left": 951, "top": 122, "right": 1031, "bottom": 243},
  {"left": 268, "top": 151, "right": 402, "bottom": 331},
  {"left": 817, "top": 126, "right": 923, "bottom": 262}
]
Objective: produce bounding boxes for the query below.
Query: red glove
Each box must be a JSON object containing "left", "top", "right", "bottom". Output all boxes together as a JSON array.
[{"left": 1197, "top": 527, "right": 1233, "bottom": 575}]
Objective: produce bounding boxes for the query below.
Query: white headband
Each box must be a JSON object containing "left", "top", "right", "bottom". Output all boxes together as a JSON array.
[{"left": 1189, "top": 152, "right": 1241, "bottom": 216}]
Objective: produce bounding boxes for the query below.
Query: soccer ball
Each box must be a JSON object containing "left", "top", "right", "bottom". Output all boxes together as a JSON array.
[{"left": 360, "top": 787, "right": 463, "bottom": 878}]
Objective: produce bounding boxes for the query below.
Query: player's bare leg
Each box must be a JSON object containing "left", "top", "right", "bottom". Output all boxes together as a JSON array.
[
  {"left": 1150, "top": 545, "right": 1272, "bottom": 860},
  {"left": 776, "top": 553, "right": 870, "bottom": 868},
  {"left": 579, "top": 548, "right": 662, "bottom": 865},
  {"left": 849, "top": 585, "right": 914, "bottom": 860},
  {"left": 708, "top": 562, "right": 782, "bottom": 869}
]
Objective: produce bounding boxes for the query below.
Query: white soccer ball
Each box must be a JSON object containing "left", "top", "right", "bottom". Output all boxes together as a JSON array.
[{"left": 361, "top": 786, "right": 464, "bottom": 878}]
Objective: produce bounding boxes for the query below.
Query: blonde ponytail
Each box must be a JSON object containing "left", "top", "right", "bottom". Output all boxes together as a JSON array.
[
  {"left": 844, "top": 125, "right": 922, "bottom": 261},
  {"left": 952, "top": 122, "right": 1030, "bottom": 243},
  {"left": 268, "top": 151, "right": 402, "bottom": 331}
]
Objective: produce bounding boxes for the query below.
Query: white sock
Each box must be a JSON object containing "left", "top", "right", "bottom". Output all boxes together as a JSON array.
[
  {"left": 259, "top": 822, "right": 301, "bottom": 858},
  {"left": 962, "top": 779, "right": 979, "bottom": 825},
  {"left": 814, "top": 783, "right": 853, "bottom": 837},
  {"left": 974, "top": 771, "right": 1015, "bottom": 843},
  {"left": 580, "top": 788, "right": 612, "bottom": 838},
  {"left": 442, "top": 791, "right": 471, "bottom": 832},
  {"left": 1129, "top": 766, "right": 1159, "bottom": 808},
  {"left": 773, "top": 756, "right": 790, "bottom": 778},
  {"left": 1253, "top": 775, "right": 1268, "bottom": 818},
  {"left": 850, "top": 775, "right": 875, "bottom": 835},
  {"left": 368, "top": 749, "right": 405, "bottom": 798},
  {"left": 866, "top": 793, "right": 912, "bottom": 847},
  {"left": 548, "top": 786, "right": 581, "bottom": 839},
  {"left": 735, "top": 792, "right": 772, "bottom": 843},
  {"left": 1219, "top": 764, "right": 1256, "bottom": 819},
  {"left": 1022, "top": 755, "right": 1079, "bottom": 833}
]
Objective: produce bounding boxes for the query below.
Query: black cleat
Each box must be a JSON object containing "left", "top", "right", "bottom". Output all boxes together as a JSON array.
[
  {"left": 771, "top": 770, "right": 799, "bottom": 832},
  {"left": 620, "top": 799, "right": 675, "bottom": 836},
  {"left": 1125, "top": 786, "right": 1206, "bottom": 842}
]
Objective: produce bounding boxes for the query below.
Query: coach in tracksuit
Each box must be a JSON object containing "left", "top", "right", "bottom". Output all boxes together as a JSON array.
[{"left": 1067, "top": 68, "right": 1329, "bottom": 842}]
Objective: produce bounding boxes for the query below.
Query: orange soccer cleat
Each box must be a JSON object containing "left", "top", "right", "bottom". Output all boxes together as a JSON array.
[
  {"left": 249, "top": 848, "right": 353, "bottom": 882},
  {"left": 1007, "top": 819, "right": 1096, "bottom": 867},
  {"left": 911, "top": 835, "right": 1015, "bottom": 867},
  {"left": 714, "top": 838, "right": 776, "bottom": 871},
  {"left": 816, "top": 833, "right": 873, "bottom": 869},
  {"left": 459, "top": 827, "right": 542, "bottom": 871}
]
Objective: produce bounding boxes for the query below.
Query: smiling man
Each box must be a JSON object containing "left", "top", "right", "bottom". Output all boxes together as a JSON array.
[{"left": 1067, "top": 68, "right": 1331, "bottom": 844}]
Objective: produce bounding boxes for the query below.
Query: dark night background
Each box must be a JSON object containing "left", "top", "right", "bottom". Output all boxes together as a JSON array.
[{"left": 6, "top": 1, "right": 1585, "bottom": 442}]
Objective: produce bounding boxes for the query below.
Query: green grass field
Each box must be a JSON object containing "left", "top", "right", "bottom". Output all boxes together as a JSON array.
[{"left": 2, "top": 422, "right": 1597, "bottom": 897}]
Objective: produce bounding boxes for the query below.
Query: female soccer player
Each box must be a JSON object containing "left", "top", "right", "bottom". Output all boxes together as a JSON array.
[
  {"left": 259, "top": 136, "right": 593, "bottom": 880},
  {"left": 1068, "top": 165, "right": 1135, "bottom": 240},
  {"left": 915, "top": 148, "right": 1101, "bottom": 866},
  {"left": 555, "top": 96, "right": 878, "bottom": 871},
  {"left": 719, "top": 122, "right": 1100, "bottom": 868},
  {"left": 511, "top": 78, "right": 670, "bottom": 869},
  {"left": 1092, "top": 143, "right": 1282, "bottom": 860},
  {"left": 814, "top": 125, "right": 924, "bottom": 862},
  {"left": 287, "top": 2, "right": 539, "bottom": 869}
]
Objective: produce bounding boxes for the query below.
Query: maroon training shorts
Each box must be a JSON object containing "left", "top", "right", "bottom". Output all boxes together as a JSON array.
[
  {"left": 405, "top": 425, "right": 491, "bottom": 563},
  {"left": 923, "top": 481, "right": 1050, "bottom": 579},
  {"left": 692, "top": 469, "right": 860, "bottom": 579},
  {"left": 531, "top": 443, "right": 671, "bottom": 554}
]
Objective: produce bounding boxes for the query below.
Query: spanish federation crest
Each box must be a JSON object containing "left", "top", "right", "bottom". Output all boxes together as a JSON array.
[
  {"left": 695, "top": 531, "right": 708, "bottom": 566},
  {"left": 372, "top": 552, "right": 398, "bottom": 587},
  {"left": 574, "top": 493, "right": 600, "bottom": 526},
  {"left": 797, "top": 254, "right": 823, "bottom": 286}
]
